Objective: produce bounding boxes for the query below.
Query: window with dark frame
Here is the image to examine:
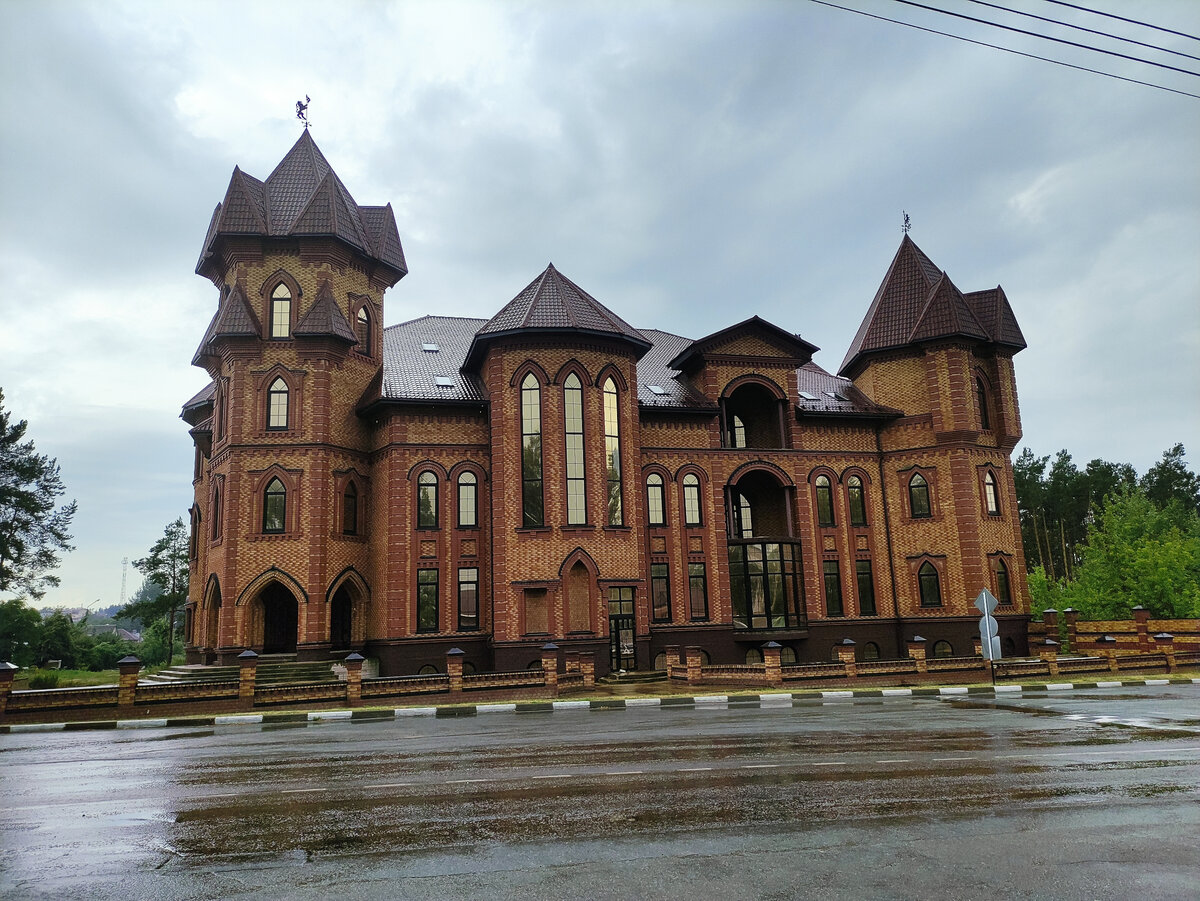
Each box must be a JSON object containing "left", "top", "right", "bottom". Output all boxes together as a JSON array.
[
  {"left": 984, "top": 471, "right": 1000, "bottom": 515},
  {"left": 856, "top": 559, "right": 877, "bottom": 615},
  {"left": 909, "top": 472, "right": 931, "bottom": 518},
  {"left": 263, "top": 478, "right": 286, "bottom": 533},
  {"left": 688, "top": 562, "right": 708, "bottom": 620},
  {"left": 683, "top": 473, "right": 702, "bottom": 525},
  {"left": 211, "top": 484, "right": 222, "bottom": 541},
  {"left": 356, "top": 306, "right": 370, "bottom": 352},
  {"left": 270, "top": 283, "right": 291, "bottom": 339},
  {"left": 651, "top": 563, "right": 671, "bottom": 622},
  {"left": 342, "top": 481, "right": 358, "bottom": 535},
  {"left": 996, "top": 558, "right": 1012, "bottom": 605},
  {"left": 521, "top": 373, "right": 544, "bottom": 527},
  {"left": 918, "top": 561, "right": 941, "bottom": 607},
  {"left": 457, "top": 471, "right": 477, "bottom": 528},
  {"left": 977, "top": 377, "right": 991, "bottom": 430},
  {"left": 563, "top": 373, "right": 587, "bottom": 524},
  {"left": 815, "top": 474, "right": 835, "bottom": 527},
  {"left": 847, "top": 475, "right": 867, "bottom": 527},
  {"left": 603, "top": 377, "right": 623, "bottom": 526},
  {"left": 267, "top": 378, "right": 289, "bottom": 430},
  {"left": 646, "top": 473, "right": 665, "bottom": 526},
  {"left": 417, "top": 471, "right": 438, "bottom": 528},
  {"left": 458, "top": 567, "right": 479, "bottom": 631},
  {"left": 823, "top": 559, "right": 843, "bottom": 616},
  {"left": 417, "top": 569, "right": 439, "bottom": 633}
]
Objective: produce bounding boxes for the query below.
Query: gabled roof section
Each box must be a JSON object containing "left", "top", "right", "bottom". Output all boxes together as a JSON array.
[
  {"left": 840, "top": 235, "right": 1025, "bottom": 375},
  {"left": 636, "top": 329, "right": 719, "bottom": 411},
  {"left": 377, "top": 315, "right": 489, "bottom": 406},
  {"left": 667, "top": 315, "right": 818, "bottom": 373},
  {"left": 294, "top": 282, "right": 357, "bottom": 344},
  {"left": 191, "top": 284, "right": 260, "bottom": 364},
  {"left": 180, "top": 381, "right": 216, "bottom": 425},
  {"left": 796, "top": 362, "right": 902, "bottom": 419},
  {"left": 197, "top": 130, "right": 406, "bottom": 281},
  {"left": 464, "top": 264, "right": 651, "bottom": 369}
]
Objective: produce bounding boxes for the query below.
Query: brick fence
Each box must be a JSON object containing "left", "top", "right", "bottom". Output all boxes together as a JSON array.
[{"left": 1028, "top": 607, "right": 1200, "bottom": 655}]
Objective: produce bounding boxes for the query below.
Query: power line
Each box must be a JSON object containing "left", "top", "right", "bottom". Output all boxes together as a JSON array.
[
  {"left": 1041, "top": 0, "right": 1200, "bottom": 43},
  {"left": 886, "top": 0, "right": 1200, "bottom": 78},
  {"left": 806, "top": 0, "right": 1200, "bottom": 100},
  {"left": 964, "top": 0, "right": 1200, "bottom": 63}
]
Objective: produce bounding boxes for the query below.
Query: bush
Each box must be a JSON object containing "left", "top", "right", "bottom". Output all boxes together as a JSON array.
[{"left": 28, "top": 670, "right": 60, "bottom": 689}]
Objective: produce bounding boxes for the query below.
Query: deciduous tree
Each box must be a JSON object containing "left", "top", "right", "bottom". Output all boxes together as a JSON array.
[{"left": 121, "top": 518, "right": 189, "bottom": 666}]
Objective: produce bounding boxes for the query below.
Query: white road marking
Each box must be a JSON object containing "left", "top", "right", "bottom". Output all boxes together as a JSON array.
[
  {"left": 531, "top": 774, "right": 572, "bottom": 779},
  {"left": 605, "top": 771, "right": 644, "bottom": 776},
  {"left": 931, "top": 756, "right": 976, "bottom": 761},
  {"left": 741, "top": 764, "right": 779, "bottom": 769},
  {"left": 445, "top": 778, "right": 487, "bottom": 784},
  {"left": 812, "top": 761, "right": 846, "bottom": 766},
  {"left": 366, "top": 783, "right": 413, "bottom": 789},
  {"left": 281, "top": 788, "right": 324, "bottom": 794},
  {"left": 878, "top": 759, "right": 912, "bottom": 764},
  {"left": 678, "top": 767, "right": 713, "bottom": 772}
]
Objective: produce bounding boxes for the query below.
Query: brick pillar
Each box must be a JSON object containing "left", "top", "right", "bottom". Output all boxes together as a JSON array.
[
  {"left": 1063, "top": 608, "right": 1079, "bottom": 652},
  {"left": 117, "top": 655, "right": 141, "bottom": 708},
  {"left": 835, "top": 639, "right": 857, "bottom": 678},
  {"left": 762, "top": 641, "right": 783, "bottom": 687},
  {"left": 0, "top": 662, "right": 17, "bottom": 720},
  {"left": 907, "top": 637, "right": 928, "bottom": 674},
  {"left": 238, "top": 650, "right": 258, "bottom": 709},
  {"left": 564, "top": 651, "right": 580, "bottom": 673},
  {"left": 344, "top": 652, "right": 364, "bottom": 707},
  {"left": 685, "top": 646, "right": 703, "bottom": 684},
  {"left": 446, "top": 647, "right": 465, "bottom": 694},
  {"left": 541, "top": 643, "right": 559, "bottom": 697},
  {"left": 664, "top": 645, "right": 681, "bottom": 673},
  {"left": 1096, "top": 635, "right": 1119, "bottom": 672},
  {"left": 1038, "top": 640, "right": 1060, "bottom": 677},
  {"left": 1154, "top": 633, "right": 1176, "bottom": 672},
  {"left": 579, "top": 652, "right": 595, "bottom": 689},
  {"left": 1133, "top": 606, "right": 1151, "bottom": 651}
]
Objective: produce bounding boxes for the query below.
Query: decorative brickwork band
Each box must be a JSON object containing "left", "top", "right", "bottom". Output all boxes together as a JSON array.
[
  {"left": 762, "top": 641, "right": 783, "bottom": 687},
  {"left": 117, "top": 656, "right": 142, "bottom": 708},
  {"left": 344, "top": 652, "right": 364, "bottom": 706},
  {"left": 835, "top": 639, "right": 857, "bottom": 678},
  {"left": 446, "top": 648, "right": 465, "bottom": 694},
  {"left": 907, "top": 637, "right": 927, "bottom": 674}
]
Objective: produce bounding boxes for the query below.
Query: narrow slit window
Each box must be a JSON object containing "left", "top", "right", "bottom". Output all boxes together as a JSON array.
[
  {"left": 646, "top": 473, "right": 665, "bottom": 526},
  {"left": 417, "top": 471, "right": 438, "bottom": 528},
  {"left": 267, "top": 378, "right": 289, "bottom": 430},
  {"left": 847, "top": 475, "right": 867, "bottom": 527},
  {"left": 263, "top": 478, "right": 286, "bottom": 533},
  {"left": 683, "top": 474, "right": 701, "bottom": 526},
  {"left": 919, "top": 562, "right": 941, "bottom": 607},
  {"left": 603, "top": 378, "right": 622, "bottom": 526},
  {"left": 270, "top": 284, "right": 291, "bottom": 338},
  {"left": 564, "top": 374, "right": 586, "bottom": 525},
  {"left": 815, "top": 474, "right": 835, "bottom": 527},
  {"left": 457, "top": 471, "right": 477, "bottom": 528},
  {"left": 342, "top": 482, "right": 358, "bottom": 535},
  {"left": 521, "top": 373, "right": 543, "bottom": 527}
]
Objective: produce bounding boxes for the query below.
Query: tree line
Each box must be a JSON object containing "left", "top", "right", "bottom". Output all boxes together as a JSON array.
[{"left": 1014, "top": 443, "right": 1200, "bottom": 620}]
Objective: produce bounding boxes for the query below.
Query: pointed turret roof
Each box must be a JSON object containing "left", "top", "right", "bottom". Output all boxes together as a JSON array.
[
  {"left": 196, "top": 130, "right": 407, "bottom": 280},
  {"left": 839, "top": 235, "right": 1025, "bottom": 376},
  {"left": 464, "top": 264, "right": 651, "bottom": 369},
  {"left": 191, "top": 284, "right": 261, "bottom": 365},
  {"left": 294, "top": 282, "right": 358, "bottom": 344}
]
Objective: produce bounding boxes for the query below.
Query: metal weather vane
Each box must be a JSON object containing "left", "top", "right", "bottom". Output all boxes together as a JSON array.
[
  {"left": 296, "top": 95, "right": 311, "bottom": 128},
  {"left": 902, "top": 211, "right": 912, "bottom": 234}
]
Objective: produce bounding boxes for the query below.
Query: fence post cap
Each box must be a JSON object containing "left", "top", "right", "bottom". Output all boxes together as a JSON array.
[
  {"left": 237, "top": 650, "right": 258, "bottom": 660},
  {"left": 1153, "top": 632, "right": 1173, "bottom": 640},
  {"left": 117, "top": 655, "right": 141, "bottom": 665},
  {"left": 344, "top": 652, "right": 366, "bottom": 662},
  {"left": 541, "top": 642, "right": 559, "bottom": 652},
  {"left": 445, "top": 647, "right": 465, "bottom": 657},
  {"left": 909, "top": 635, "right": 927, "bottom": 643},
  {"left": 0, "top": 661, "right": 18, "bottom": 671},
  {"left": 840, "top": 638, "right": 856, "bottom": 646},
  {"left": 762, "top": 641, "right": 782, "bottom": 649},
  {"left": 1043, "top": 639, "right": 1059, "bottom": 646},
  {"left": 1042, "top": 608, "right": 1057, "bottom": 615}
]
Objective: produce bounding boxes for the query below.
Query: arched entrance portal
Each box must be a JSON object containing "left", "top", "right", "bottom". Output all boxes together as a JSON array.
[
  {"left": 330, "top": 585, "right": 353, "bottom": 650},
  {"left": 260, "top": 583, "right": 298, "bottom": 654}
]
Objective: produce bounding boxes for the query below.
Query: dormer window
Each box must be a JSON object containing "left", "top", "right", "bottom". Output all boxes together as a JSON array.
[{"left": 270, "top": 284, "right": 291, "bottom": 339}]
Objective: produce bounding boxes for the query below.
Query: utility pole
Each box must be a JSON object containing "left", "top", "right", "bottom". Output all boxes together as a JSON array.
[{"left": 120, "top": 557, "right": 129, "bottom": 607}]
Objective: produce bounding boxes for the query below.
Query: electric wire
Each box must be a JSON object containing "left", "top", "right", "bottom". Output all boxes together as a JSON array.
[
  {"left": 806, "top": 0, "right": 1200, "bottom": 100},
  {"left": 1041, "top": 0, "right": 1200, "bottom": 43},
  {"left": 885, "top": 0, "right": 1200, "bottom": 78},
  {"left": 963, "top": 0, "right": 1200, "bottom": 63}
]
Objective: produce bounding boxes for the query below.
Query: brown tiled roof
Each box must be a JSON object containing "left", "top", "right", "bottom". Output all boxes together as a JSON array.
[
  {"left": 180, "top": 381, "right": 216, "bottom": 424},
  {"left": 197, "top": 131, "right": 407, "bottom": 278},
  {"left": 840, "top": 235, "right": 1025, "bottom": 375},
  {"left": 378, "top": 315, "right": 489, "bottom": 405},
  {"left": 193, "top": 284, "right": 260, "bottom": 364},
  {"left": 666, "top": 315, "right": 818, "bottom": 373},
  {"left": 796, "top": 362, "right": 901, "bottom": 418},
  {"left": 636, "top": 330, "right": 719, "bottom": 411},
  {"left": 465, "top": 264, "right": 651, "bottom": 368},
  {"left": 294, "top": 282, "right": 357, "bottom": 344}
]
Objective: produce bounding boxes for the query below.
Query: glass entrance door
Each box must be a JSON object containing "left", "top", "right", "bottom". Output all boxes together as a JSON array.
[{"left": 608, "top": 587, "right": 636, "bottom": 671}]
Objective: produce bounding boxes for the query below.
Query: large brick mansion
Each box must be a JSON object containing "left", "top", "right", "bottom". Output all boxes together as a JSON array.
[{"left": 182, "top": 131, "right": 1031, "bottom": 675}]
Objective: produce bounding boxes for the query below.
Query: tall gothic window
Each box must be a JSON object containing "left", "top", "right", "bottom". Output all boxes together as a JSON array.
[
  {"left": 856, "top": 559, "right": 877, "bottom": 615},
  {"left": 996, "top": 558, "right": 1012, "bottom": 605},
  {"left": 984, "top": 471, "right": 1000, "bottom": 515},
  {"left": 603, "top": 378, "right": 622, "bottom": 526},
  {"left": 417, "top": 569, "right": 439, "bottom": 632},
  {"left": 270, "top": 284, "right": 291, "bottom": 339},
  {"left": 211, "top": 484, "right": 222, "bottom": 541},
  {"left": 823, "top": 560, "right": 843, "bottom": 616},
  {"left": 683, "top": 473, "right": 701, "bottom": 525},
  {"left": 267, "top": 378, "right": 289, "bottom": 430},
  {"left": 521, "top": 373, "right": 543, "bottom": 527},
  {"left": 342, "top": 482, "right": 358, "bottom": 535},
  {"left": 457, "top": 471, "right": 477, "bottom": 528},
  {"left": 909, "top": 473, "right": 931, "bottom": 518},
  {"left": 646, "top": 474, "right": 665, "bottom": 526},
  {"left": 651, "top": 562, "right": 671, "bottom": 622},
  {"left": 977, "top": 377, "right": 991, "bottom": 430},
  {"left": 815, "top": 474, "right": 835, "bottom": 527},
  {"left": 356, "top": 307, "right": 371, "bottom": 353},
  {"left": 918, "top": 562, "right": 941, "bottom": 607},
  {"left": 417, "top": 471, "right": 438, "bottom": 528},
  {"left": 263, "top": 478, "right": 286, "bottom": 533},
  {"left": 458, "top": 567, "right": 479, "bottom": 631},
  {"left": 564, "top": 374, "right": 586, "bottom": 525},
  {"left": 847, "top": 475, "right": 867, "bottom": 527}
]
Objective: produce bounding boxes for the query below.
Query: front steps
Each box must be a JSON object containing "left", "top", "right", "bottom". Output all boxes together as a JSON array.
[{"left": 141, "top": 656, "right": 340, "bottom": 685}]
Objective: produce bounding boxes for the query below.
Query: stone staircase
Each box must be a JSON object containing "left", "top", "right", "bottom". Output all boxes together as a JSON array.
[
  {"left": 140, "top": 655, "right": 341, "bottom": 685},
  {"left": 597, "top": 669, "right": 667, "bottom": 687}
]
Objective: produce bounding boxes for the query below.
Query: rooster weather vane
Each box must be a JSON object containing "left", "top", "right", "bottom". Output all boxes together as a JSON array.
[
  {"left": 902, "top": 211, "right": 912, "bottom": 234},
  {"left": 296, "top": 95, "right": 311, "bottom": 128}
]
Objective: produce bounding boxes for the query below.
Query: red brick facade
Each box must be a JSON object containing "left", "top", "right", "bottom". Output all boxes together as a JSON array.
[{"left": 182, "top": 135, "right": 1031, "bottom": 676}]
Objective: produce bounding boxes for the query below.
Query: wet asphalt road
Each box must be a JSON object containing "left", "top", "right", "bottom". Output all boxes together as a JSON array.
[{"left": 2, "top": 685, "right": 1199, "bottom": 901}]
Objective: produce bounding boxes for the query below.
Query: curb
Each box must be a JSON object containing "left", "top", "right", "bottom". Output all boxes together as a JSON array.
[{"left": 3, "top": 677, "right": 1197, "bottom": 734}]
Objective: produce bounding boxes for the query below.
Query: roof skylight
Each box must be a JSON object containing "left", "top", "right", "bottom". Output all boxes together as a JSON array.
[
  {"left": 435, "top": 376, "right": 454, "bottom": 388},
  {"left": 422, "top": 343, "right": 440, "bottom": 353},
  {"left": 648, "top": 385, "right": 666, "bottom": 395},
  {"left": 799, "top": 391, "right": 817, "bottom": 401}
]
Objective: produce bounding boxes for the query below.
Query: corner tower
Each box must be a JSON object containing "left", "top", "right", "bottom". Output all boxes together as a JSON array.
[{"left": 183, "top": 131, "right": 406, "bottom": 665}]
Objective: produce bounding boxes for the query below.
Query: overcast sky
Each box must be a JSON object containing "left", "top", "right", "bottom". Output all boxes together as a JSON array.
[{"left": 1, "top": 0, "right": 1197, "bottom": 610}]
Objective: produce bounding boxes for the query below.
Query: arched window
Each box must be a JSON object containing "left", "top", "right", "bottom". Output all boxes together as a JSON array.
[
  {"left": 211, "top": 484, "right": 222, "bottom": 541},
  {"left": 815, "top": 474, "right": 835, "bottom": 527},
  {"left": 521, "top": 373, "right": 543, "bottom": 527},
  {"left": 909, "top": 473, "right": 931, "bottom": 518},
  {"left": 918, "top": 562, "right": 941, "bottom": 607},
  {"left": 267, "top": 378, "right": 289, "bottom": 430},
  {"left": 823, "top": 560, "right": 843, "bottom": 616},
  {"left": 932, "top": 640, "right": 954, "bottom": 658},
  {"left": 356, "top": 307, "right": 371, "bottom": 352},
  {"left": 736, "top": 492, "right": 754, "bottom": 538},
  {"left": 847, "top": 475, "right": 867, "bottom": 527},
  {"left": 745, "top": 648, "right": 763, "bottom": 664},
  {"left": 564, "top": 373, "right": 586, "bottom": 525},
  {"left": 417, "top": 471, "right": 438, "bottom": 528},
  {"left": 996, "top": 558, "right": 1012, "bottom": 605},
  {"left": 977, "top": 377, "right": 991, "bottom": 430},
  {"left": 780, "top": 646, "right": 797, "bottom": 665},
  {"left": 731, "top": 415, "right": 747, "bottom": 449},
  {"left": 862, "top": 641, "right": 881, "bottom": 661},
  {"left": 603, "top": 378, "right": 622, "bottom": 526},
  {"left": 270, "top": 283, "right": 291, "bottom": 339},
  {"left": 567, "top": 561, "right": 591, "bottom": 632},
  {"left": 457, "top": 471, "right": 477, "bottom": 528},
  {"left": 984, "top": 471, "right": 1000, "bottom": 515},
  {"left": 683, "top": 473, "right": 702, "bottom": 525},
  {"left": 646, "top": 473, "right": 665, "bottom": 526},
  {"left": 263, "top": 478, "right": 286, "bottom": 533},
  {"left": 342, "top": 482, "right": 358, "bottom": 535}
]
